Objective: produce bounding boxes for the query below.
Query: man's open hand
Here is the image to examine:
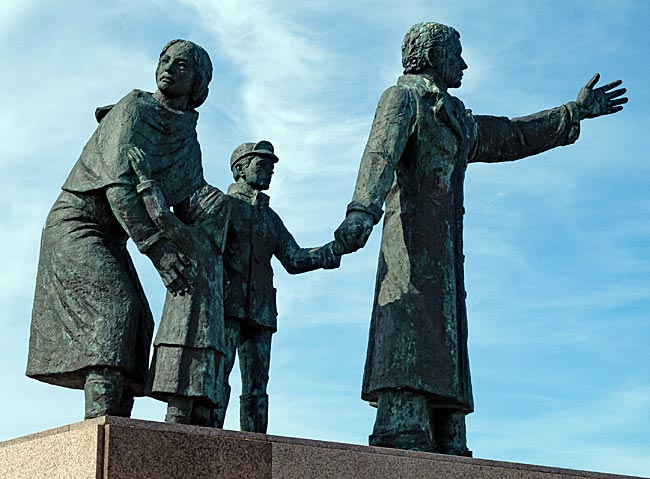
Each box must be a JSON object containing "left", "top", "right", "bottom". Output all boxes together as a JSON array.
[{"left": 576, "top": 73, "right": 628, "bottom": 119}]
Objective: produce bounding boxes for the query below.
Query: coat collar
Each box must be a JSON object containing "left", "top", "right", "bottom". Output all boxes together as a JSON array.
[
  {"left": 398, "top": 74, "right": 469, "bottom": 142},
  {"left": 397, "top": 74, "right": 444, "bottom": 100},
  {"left": 227, "top": 182, "right": 270, "bottom": 207}
]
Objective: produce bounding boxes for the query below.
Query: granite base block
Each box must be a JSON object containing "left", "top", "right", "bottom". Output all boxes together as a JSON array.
[{"left": 0, "top": 416, "right": 646, "bottom": 479}]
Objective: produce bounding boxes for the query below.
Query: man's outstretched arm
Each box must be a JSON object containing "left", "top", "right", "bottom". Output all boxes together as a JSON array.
[{"left": 470, "top": 74, "right": 627, "bottom": 164}]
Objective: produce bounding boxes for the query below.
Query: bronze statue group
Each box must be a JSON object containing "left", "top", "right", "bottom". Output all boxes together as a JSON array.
[{"left": 26, "top": 23, "right": 626, "bottom": 456}]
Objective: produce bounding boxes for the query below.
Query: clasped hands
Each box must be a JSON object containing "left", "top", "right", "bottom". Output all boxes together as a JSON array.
[{"left": 334, "top": 210, "right": 375, "bottom": 255}]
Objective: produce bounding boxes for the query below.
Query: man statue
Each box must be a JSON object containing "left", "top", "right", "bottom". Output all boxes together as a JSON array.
[
  {"left": 334, "top": 22, "right": 627, "bottom": 455},
  {"left": 215, "top": 140, "right": 342, "bottom": 432}
]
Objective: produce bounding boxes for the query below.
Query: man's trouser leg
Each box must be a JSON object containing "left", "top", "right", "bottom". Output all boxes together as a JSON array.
[
  {"left": 238, "top": 324, "right": 272, "bottom": 433},
  {"left": 369, "top": 389, "right": 434, "bottom": 452},
  {"left": 84, "top": 367, "right": 124, "bottom": 419},
  {"left": 430, "top": 409, "right": 472, "bottom": 456},
  {"left": 213, "top": 318, "right": 240, "bottom": 428}
]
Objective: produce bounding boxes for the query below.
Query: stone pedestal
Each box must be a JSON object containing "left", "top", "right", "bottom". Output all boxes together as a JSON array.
[{"left": 0, "top": 416, "right": 646, "bottom": 479}]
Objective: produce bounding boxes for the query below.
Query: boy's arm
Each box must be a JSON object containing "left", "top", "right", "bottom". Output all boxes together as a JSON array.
[{"left": 273, "top": 214, "right": 341, "bottom": 275}]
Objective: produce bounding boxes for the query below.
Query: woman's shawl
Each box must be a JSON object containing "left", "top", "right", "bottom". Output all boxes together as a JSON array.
[{"left": 63, "top": 89, "right": 204, "bottom": 206}]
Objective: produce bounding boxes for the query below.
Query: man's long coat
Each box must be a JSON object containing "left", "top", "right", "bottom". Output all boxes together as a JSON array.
[{"left": 353, "top": 74, "right": 581, "bottom": 411}]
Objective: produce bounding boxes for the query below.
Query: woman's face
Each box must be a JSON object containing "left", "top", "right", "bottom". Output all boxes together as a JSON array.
[{"left": 156, "top": 42, "right": 195, "bottom": 101}]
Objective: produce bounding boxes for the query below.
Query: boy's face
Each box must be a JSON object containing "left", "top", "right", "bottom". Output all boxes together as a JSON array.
[{"left": 242, "top": 155, "right": 275, "bottom": 190}]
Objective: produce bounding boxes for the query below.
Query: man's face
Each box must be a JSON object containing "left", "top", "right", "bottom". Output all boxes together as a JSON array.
[
  {"left": 242, "top": 155, "right": 275, "bottom": 190},
  {"left": 432, "top": 35, "right": 467, "bottom": 89},
  {"left": 156, "top": 43, "right": 195, "bottom": 100}
]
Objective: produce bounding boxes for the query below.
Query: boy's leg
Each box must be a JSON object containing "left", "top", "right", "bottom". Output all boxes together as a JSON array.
[
  {"left": 238, "top": 324, "right": 272, "bottom": 433},
  {"left": 213, "top": 317, "right": 241, "bottom": 428},
  {"left": 191, "top": 404, "right": 215, "bottom": 427},
  {"left": 166, "top": 397, "right": 194, "bottom": 424}
]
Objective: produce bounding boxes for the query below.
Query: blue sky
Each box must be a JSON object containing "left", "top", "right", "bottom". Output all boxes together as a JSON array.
[{"left": 1, "top": 0, "right": 648, "bottom": 476}]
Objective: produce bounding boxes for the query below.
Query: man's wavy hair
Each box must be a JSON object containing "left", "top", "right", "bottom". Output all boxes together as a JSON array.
[
  {"left": 401, "top": 22, "right": 459, "bottom": 75},
  {"left": 159, "top": 39, "right": 213, "bottom": 108}
]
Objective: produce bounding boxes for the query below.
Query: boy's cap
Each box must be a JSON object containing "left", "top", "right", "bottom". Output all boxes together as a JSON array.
[{"left": 230, "top": 140, "right": 279, "bottom": 169}]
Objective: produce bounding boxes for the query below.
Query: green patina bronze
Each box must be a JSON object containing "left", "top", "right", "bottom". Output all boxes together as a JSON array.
[
  {"left": 127, "top": 145, "right": 229, "bottom": 427},
  {"left": 26, "top": 39, "right": 213, "bottom": 420},
  {"left": 335, "top": 21, "right": 627, "bottom": 455},
  {"left": 215, "top": 140, "right": 341, "bottom": 433},
  {"left": 25, "top": 26, "right": 627, "bottom": 445},
  {"left": 139, "top": 140, "right": 341, "bottom": 430}
]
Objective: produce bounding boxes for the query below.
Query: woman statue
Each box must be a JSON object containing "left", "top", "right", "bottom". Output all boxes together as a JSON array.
[{"left": 26, "top": 39, "right": 213, "bottom": 420}]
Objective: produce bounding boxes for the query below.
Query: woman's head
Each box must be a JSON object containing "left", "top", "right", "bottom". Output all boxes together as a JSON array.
[{"left": 157, "top": 39, "right": 213, "bottom": 108}]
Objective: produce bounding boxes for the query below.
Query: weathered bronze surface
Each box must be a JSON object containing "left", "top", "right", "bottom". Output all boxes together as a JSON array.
[
  {"left": 213, "top": 141, "right": 341, "bottom": 433},
  {"left": 26, "top": 40, "right": 213, "bottom": 420},
  {"left": 25, "top": 26, "right": 627, "bottom": 447},
  {"left": 335, "top": 22, "right": 627, "bottom": 455},
  {"left": 127, "top": 146, "right": 229, "bottom": 426}
]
